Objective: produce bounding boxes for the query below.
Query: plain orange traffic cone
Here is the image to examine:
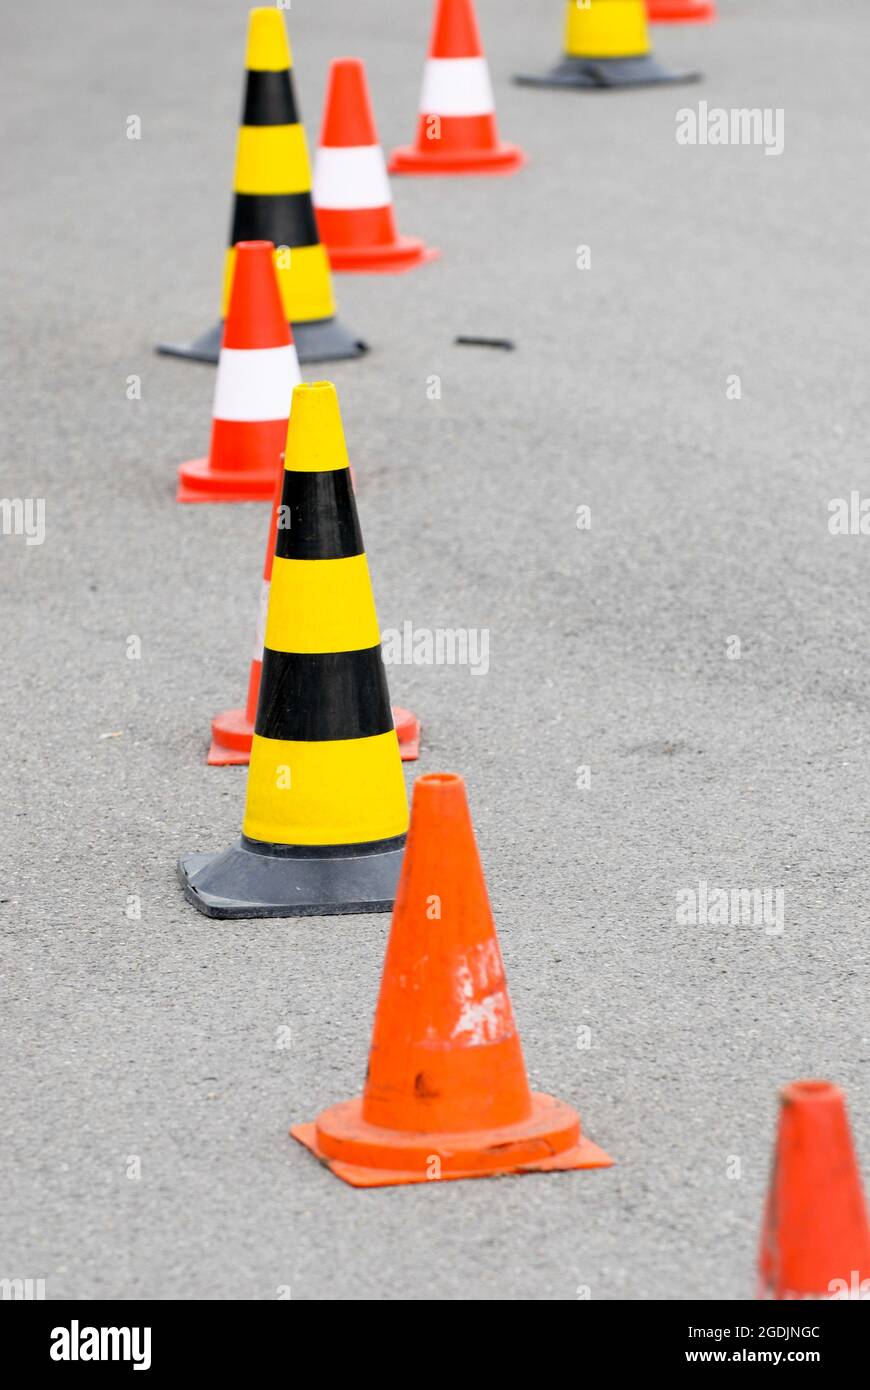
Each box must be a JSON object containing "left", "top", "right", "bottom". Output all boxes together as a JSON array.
[
  {"left": 758, "top": 1081, "right": 870, "bottom": 1300},
  {"left": 292, "top": 772, "right": 612, "bottom": 1186},
  {"left": 389, "top": 0, "right": 524, "bottom": 176},
  {"left": 207, "top": 461, "right": 421, "bottom": 764},
  {"left": 648, "top": 0, "right": 716, "bottom": 22},
  {"left": 314, "top": 59, "right": 438, "bottom": 272},
  {"left": 177, "top": 241, "right": 301, "bottom": 504}
]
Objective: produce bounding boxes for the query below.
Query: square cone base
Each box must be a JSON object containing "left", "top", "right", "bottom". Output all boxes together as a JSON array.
[
  {"left": 328, "top": 240, "right": 440, "bottom": 274},
  {"left": 176, "top": 459, "right": 278, "bottom": 504},
  {"left": 157, "top": 322, "right": 223, "bottom": 364},
  {"left": 388, "top": 145, "right": 525, "bottom": 177},
  {"left": 158, "top": 316, "right": 368, "bottom": 366},
  {"left": 291, "top": 1093, "right": 614, "bottom": 1188},
  {"left": 292, "top": 316, "right": 368, "bottom": 363},
  {"left": 207, "top": 707, "right": 421, "bottom": 766},
  {"left": 177, "top": 834, "right": 406, "bottom": 919},
  {"left": 289, "top": 1112, "right": 608, "bottom": 1189},
  {"left": 514, "top": 55, "right": 700, "bottom": 89}
]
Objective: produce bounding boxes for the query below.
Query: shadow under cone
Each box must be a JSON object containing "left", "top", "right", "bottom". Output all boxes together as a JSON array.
[{"left": 292, "top": 772, "right": 613, "bottom": 1184}]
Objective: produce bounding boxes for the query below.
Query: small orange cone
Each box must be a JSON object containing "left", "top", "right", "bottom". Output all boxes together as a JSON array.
[
  {"left": 292, "top": 772, "right": 612, "bottom": 1186},
  {"left": 177, "top": 241, "right": 301, "bottom": 504},
  {"left": 314, "top": 59, "right": 438, "bottom": 273},
  {"left": 758, "top": 1081, "right": 870, "bottom": 1300},
  {"left": 389, "top": 0, "right": 524, "bottom": 176}
]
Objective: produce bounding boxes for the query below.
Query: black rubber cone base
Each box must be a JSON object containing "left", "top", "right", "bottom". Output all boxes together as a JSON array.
[
  {"left": 157, "top": 321, "right": 223, "bottom": 364},
  {"left": 177, "top": 834, "right": 405, "bottom": 920},
  {"left": 293, "top": 316, "right": 368, "bottom": 364},
  {"left": 514, "top": 54, "right": 701, "bottom": 89},
  {"left": 157, "top": 316, "right": 367, "bottom": 366}
]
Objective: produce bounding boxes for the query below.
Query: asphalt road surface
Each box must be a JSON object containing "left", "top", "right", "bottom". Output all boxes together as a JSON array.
[{"left": 2, "top": 0, "right": 868, "bottom": 1300}]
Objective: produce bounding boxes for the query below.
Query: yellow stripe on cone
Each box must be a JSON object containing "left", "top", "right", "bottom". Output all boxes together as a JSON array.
[
  {"left": 233, "top": 125, "right": 312, "bottom": 195},
  {"left": 221, "top": 244, "right": 335, "bottom": 323},
  {"left": 565, "top": 0, "right": 651, "bottom": 59},
  {"left": 243, "top": 732, "right": 408, "bottom": 847},
  {"left": 265, "top": 554, "right": 381, "bottom": 654}
]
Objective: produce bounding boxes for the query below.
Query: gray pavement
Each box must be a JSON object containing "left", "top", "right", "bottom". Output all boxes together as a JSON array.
[{"left": 2, "top": 0, "right": 869, "bottom": 1300}]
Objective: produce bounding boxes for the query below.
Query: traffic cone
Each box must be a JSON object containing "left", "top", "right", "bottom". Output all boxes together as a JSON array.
[
  {"left": 647, "top": 0, "right": 717, "bottom": 23},
  {"left": 314, "top": 59, "right": 438, "bottom": 272},
  {"left": 389, "top": 0, "right": 524, "bottom": 176},
  {"left": 515, "top": 0, "right": 700, "bottom": 90},
  {"left": 179, "top": 381, "right": 409, "bottom": 918},
  {"left": 758, "top": 1081, "right": 870, "bottom": 1300},
  {"left": 177, "top": 241, "right": 300, "bottom": 504},
  {"left": 159, "top": 7, "right": 366, "bottom": 365},
  {"left": 292, "top": 772, "right": 613, "bottom": 1185},
  {"left": 208, "top": 465, "right": 422, "bottom": 765}
]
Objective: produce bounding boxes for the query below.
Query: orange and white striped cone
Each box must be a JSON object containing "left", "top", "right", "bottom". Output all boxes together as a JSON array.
[
  {"left": 647, "top": 0, "right": 717, "bottom": 23},
  {"left": 389, "top": 0, "right": 524, "bottom": 176},
  {"left": 314, "top": 58, "right": 438, "bottom": 273},
  {"left": 177, "top": 241, "right": 301, "bottom": 504},
  {"left": 209, "top": 464, "right": 422, "bottom": 765}
]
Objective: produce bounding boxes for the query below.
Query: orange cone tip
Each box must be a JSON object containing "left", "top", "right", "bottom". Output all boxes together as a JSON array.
[{"left": 314, "top": 59, "right": 438, "bottom": 272}]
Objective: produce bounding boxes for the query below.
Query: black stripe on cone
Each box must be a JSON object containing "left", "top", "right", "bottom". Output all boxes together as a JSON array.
[
  {"left": 242, "top": 70, "right": 299, "bottom": 126},
  {"left": 231, "top": 193, "right": 321, "bottom": 249},
  {"left": 256, "top": 648, "right": 393, "bottom": 743},
  {"left": 275, "top": 469, "right": 363, "bottom": 560}
]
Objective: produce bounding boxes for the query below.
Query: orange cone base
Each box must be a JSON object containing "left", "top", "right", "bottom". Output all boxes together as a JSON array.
[
  {"left": 207, "top": 704, "right": 421, "bottom": 766},
  {"left": 388, "top": 144, "right": 525, "bottom": 177},
  {"left": 328, "top": 238, "right": 440, "bottom": 274},
  {"left": 291, "top": 1092, "right": 613, "bottom": 1188},
  {"left": 177, "top": 457, "right": 278, "bottom": 504},
  {"left": 649, "top": 0, "right": 717, "bottom": 21}
]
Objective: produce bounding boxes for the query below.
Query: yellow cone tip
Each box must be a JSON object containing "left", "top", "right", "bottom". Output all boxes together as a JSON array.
[
  {"left": 246, "top": 7, "right": 292, "bottom": 72},
  {"left": 285, "top": 381, "right": 350, "bottom": 474}
]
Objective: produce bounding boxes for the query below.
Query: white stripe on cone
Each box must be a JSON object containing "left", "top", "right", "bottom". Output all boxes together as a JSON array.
[
  {"left": 212, "top": 345, "right": 301, "bottom": 423},
  {"left": 419, "top": 57, "right": 495, "bottom": 117},
  {"left": 314, "top": 145, "right": 393, "bottom": 211}
]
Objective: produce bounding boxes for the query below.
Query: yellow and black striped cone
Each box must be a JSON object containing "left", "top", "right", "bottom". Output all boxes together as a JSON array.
[
  {"left": 515, "top": 0, "right": 700, "bottom": 89},
  {"left": 159, "top": 8, "right": 366, "bottom": 365},
  {"left": 178, "top": 381, "right": 408, "bottom": 918}
]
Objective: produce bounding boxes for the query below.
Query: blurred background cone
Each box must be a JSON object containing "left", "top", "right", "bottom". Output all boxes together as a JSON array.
[
  {"left": 159, "top": 7, "right": 367, "bottom": 364},
  {"left": 389, "top": 0, "right": 524, "bottom": 175},
  {"left": 314, "top": 58, "right": 438, "bottom": 271},
  {"left": 176, "top": 241, "right": 300, "bottom": 504},
  {"left": 515, "top": 0, "right": 701, "bottom": 89}
]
